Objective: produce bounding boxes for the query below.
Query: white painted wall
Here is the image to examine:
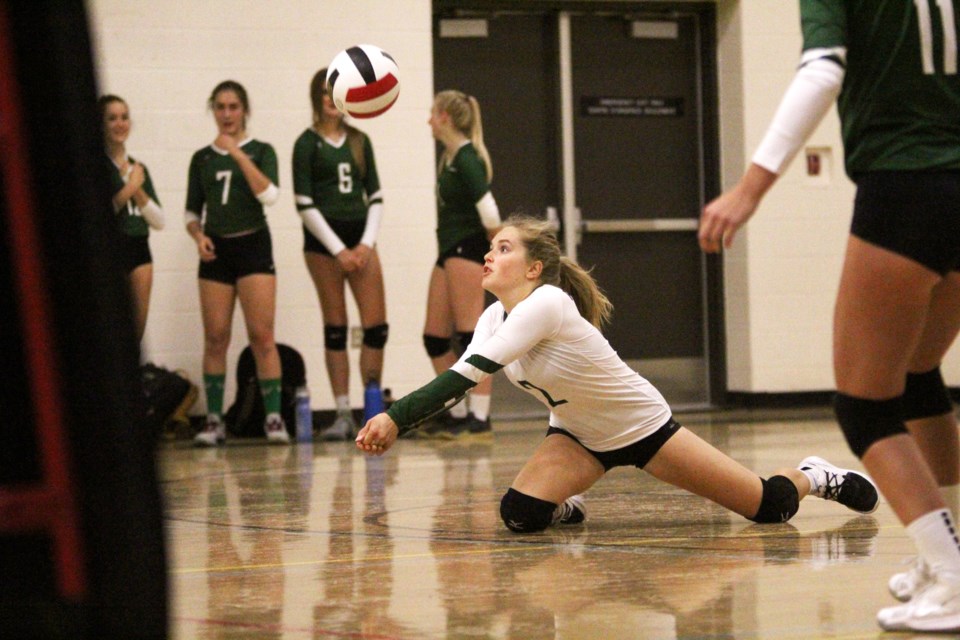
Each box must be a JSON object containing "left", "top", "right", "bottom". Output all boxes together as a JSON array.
[
  {"left": 88, "top": 0, "right": 438, "bottom": 413},
  {"left": 88, "top": 0, "right": 960, "bottom": 409}
]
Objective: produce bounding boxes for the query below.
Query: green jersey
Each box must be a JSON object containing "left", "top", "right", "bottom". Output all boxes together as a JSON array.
[
  {"left": 185, "top": 138, "right": 278, "bottom": 235},
  {"left": 292, "top": 128, "right": 382, "bottom": 221},
  {"left": 436, "top": 142, "right": 490, "bottom": 252},
  {"left": 106, "top": 154, "right": 160, "bottom": 238},
  {"left": 800, "top": 0, "right": 960, "bottom": 174}
]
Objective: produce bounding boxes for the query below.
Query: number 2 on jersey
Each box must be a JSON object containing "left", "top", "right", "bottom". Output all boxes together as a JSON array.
[{"left": 915, "top": 0, "right": 958, "bottom": 74}]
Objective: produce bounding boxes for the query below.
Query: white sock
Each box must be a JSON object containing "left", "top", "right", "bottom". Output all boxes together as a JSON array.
[
  {"left": 908, "top": 509, "right": 960, "bottom": 575},
  {"left": 799, "top": 467, "right": 819, "bottom": 495},
  {"left": 265, "top": 411, "right": 281, "bottom": 422},
  {"left": 470, "top": 394, "right": 491, "bottom": 421},
  {"left": 335, "top": 394, "right": 351, "bottom": 414},
  {"left": 449, "top": 396, "right": 468, "bottom": 419}
]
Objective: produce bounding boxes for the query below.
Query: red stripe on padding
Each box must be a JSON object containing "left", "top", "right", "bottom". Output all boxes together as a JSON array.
[
  {"left": 0, "top": 3, "right": 87, "bottom": 601},
  {"left": 347, "top": 95, "right": 400, "bottom": 119}
]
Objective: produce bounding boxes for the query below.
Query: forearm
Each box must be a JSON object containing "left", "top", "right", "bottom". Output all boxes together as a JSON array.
[
  {"left": 387, "top": 370, "right": 476, "bottom": 435},
  {"left": 230, "top": 149, "right": 275, "bottom": 202}
]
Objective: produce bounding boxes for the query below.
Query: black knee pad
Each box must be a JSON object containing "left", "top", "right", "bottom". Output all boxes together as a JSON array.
[
  {"left": 423, "top": 334, "right": 451, "bottom": 358},
  {"left": 834, "top": 392, "right": 907, "bottom": 458},
  {"left": 324, "top": 324, "right": 347, "bottom": 351},
  {"left": 749, "top": 475, "right": 800, "bottom": 524},
  {"left": 457, "top": 331, "right": 475, "bottom": 352},
  {"left": 903, "top": 367, "right": 954, "bottom": 421},
  {"left": 500, "top": 488, "right": 557, "bottom": 533},
  {"left": 362, "top": 323, "right": 389, "bottom": 349}
]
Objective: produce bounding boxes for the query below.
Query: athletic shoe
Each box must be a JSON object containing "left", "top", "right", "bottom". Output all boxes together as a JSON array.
[
  {"left": 878, "top": 570, "right": 960, "bottom": 632},
  {"left": 194, "top": 415, "right": 225, "bottom": 447},
  {"left": 798, "top": 456, "right": 880, "bottom": 514},
  {"left": 889, "top": 556, "right": 932, "bottom": 602},
  {"left": 418, "top": 412, "right": 471, "bottom": 440},
  {"left": 552, "top": 494, "right": 586, "bottom": 525},
  {"left": 264, "top": 415, "right": 290, "bottom": 444},
  {"left": 321, "top": 412, "right": 358, "bottom": 441}
]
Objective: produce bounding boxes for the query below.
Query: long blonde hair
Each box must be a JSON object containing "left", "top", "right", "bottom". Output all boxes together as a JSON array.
[
  {"left": 310, "top": 68, "right": 366, "bottom": 178},
  {"left": 434, "top": 89, "right": 493, "bottom": 182},
  {"left": 507, "top": 215, "right": 613, "bottom": 329}
]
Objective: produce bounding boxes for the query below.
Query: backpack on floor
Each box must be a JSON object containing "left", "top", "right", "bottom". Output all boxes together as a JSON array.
[
  {"left": 224, "top": 344, "right": 306, "bottom": 438},
  {"left": 139, "top": 363, "right": 198, "bottom": 439}
]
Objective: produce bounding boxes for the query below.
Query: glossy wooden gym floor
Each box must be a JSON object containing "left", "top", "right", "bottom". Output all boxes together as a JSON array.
[{"left": 160, "top": 409, "right": 916, "bottom": 639}]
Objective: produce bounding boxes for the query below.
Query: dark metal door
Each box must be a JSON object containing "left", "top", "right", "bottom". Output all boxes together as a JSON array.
[{"left": 434, "top": 6, "right": 718, "bottom": 410}]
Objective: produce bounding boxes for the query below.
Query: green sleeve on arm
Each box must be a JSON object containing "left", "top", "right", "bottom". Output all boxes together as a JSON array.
[
  {"left": 185, "top": 153, "right": 204, "bottom": 214},
  {"left": 386, "top": 370, "right": 476, "bottom": 435},
  {"left": 291, "top": 134, "right": 313, "bottom": 209},
  {"left": 260, "top": 143, "right": 279, "bottom": 185},
  {"left": 142, "top": 166, "right": 160, "bottom": 204}
]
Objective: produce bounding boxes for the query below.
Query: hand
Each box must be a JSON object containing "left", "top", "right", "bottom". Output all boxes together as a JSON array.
[
  {"left": 335, "top": 248, "right": 358, "bottom": 273},
  {"left": 355, "top": 413, "right": 399, "bottom": 456},
  {"left": 353, "top": 243, "right": 372, "bottom": 270},
  {"left": 214, "top": 133, "right": 238, "bottom": 153},
  {"left": 196, "top": 234, "right": 216, "bottom": 262},
  {"left": 698, "top": 163, "right": 777, "bottom": 253},
  {"left": 127, "top": 162, "right": 145, "bottom": 190}
]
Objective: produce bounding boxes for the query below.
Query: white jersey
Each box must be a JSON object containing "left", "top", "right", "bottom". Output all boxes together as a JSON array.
[{"left": 452, "top": 285, "right": 672, "bottom": 452}]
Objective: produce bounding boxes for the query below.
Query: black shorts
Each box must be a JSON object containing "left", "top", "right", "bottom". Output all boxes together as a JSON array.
[
  {"left": 198, "top": 227, "right": 276, "bottom": 284},
  {"left": 303, "top": 218, "right": 367, "bottom": 257},
  {"left": 436, "top": 230, "right": 488, "bottom": 267},
  {"left": 851, "top": 170, "right": 960, "bottom": 275},
  {"left": 546, "top": 417, "right": 681, "bottom": 471},
  {"left": 121, "top": 234, "right": 152, "bottom": 273}
]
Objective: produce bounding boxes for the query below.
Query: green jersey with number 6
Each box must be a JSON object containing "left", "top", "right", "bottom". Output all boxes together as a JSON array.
[
  {"left": 185, "top": 138, "right": 278, "bottom": 235},
  {"left": 291, "top": 128, "right": 381, "bottom": 221},
  {"left": 800, "top": 0, "right": 960, "bottom": 174}
]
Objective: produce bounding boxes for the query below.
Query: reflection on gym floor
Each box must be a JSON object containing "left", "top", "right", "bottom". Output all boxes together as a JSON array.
[{"left": 162, "top": 413, "right": 904, "bottom": 639}]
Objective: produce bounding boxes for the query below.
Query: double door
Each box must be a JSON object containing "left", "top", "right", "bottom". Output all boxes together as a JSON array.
[{"left": 434, "top": 5, "right": 721, "bottom": 411}]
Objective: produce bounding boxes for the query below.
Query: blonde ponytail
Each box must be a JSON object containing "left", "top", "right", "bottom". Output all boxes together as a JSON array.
[{"left": 435, "top": 90, "right": 493, "bottom": 182}]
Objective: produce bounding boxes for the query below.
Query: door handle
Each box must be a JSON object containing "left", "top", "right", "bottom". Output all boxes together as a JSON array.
[{"left": 581, "top": 218, "right": 699, "bottom": 233}]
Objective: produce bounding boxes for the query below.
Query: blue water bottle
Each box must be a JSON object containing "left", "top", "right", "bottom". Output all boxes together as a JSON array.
[
  {"left": 295, "top": 386, "right": 313, "bottom": 443},
  {"left": 364, "top": 380, "right": 385, "bottom": 423}
]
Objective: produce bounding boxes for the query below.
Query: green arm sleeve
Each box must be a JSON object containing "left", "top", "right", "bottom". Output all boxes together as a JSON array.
[
  {"left": 142, "top": 165, "right": 160, "bottom": 205},
  {"left": 386, "top": 370, "right": 476, "bottom": 435},
  {"left": 184, "top": 153, "right": 204, "bottom": 214},
  {"left": 291, "top": 133, "right": 313, "bottom": 209},
  {"left": 260, "top": 143, "right": 279, "bottom": 185}
]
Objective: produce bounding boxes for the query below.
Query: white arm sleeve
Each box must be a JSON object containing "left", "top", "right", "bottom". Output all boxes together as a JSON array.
[
  {"left": 476, "top": 191, "right": 501, "bottom": 230},
  {"left": 184, "top": 210, "right": 201, "bottom": 228},
  {"left": 141, "top": 199, "right": 165, "bottom": 231},
  {"left": 255, "top": 183, "right": 280, "bottom": 206},
  {"left": 751, "top": 50, "right": 846, "bottom": 175},
  {"left": 359, "top": 200, "right": 383, "bottom": 248},
  {"left": 298, "top": 206, "right": 347, "bottom": 256}
]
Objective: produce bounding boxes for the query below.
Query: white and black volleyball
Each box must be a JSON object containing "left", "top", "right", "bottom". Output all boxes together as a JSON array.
[{"left": 326, "top": 44, "right": 400, "bottom": 119}]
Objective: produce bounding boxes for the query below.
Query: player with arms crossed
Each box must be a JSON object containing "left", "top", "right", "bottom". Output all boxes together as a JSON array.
[
  {"left": 698, "top": 1, "right": 960, "bottom": 632},
  {"left": 292, "top": 68, "right": 388, "bottom": 441},
  {"left": 186, "top": 80, "right": 289, "bottom": 446},
  {"left": 358, "top": 217, "right": 878, "bottom": 534}
]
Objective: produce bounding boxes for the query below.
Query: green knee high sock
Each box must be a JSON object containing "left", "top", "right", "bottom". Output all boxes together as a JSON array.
[
  {"left": 259, "top": 378, "right": 282, "bottom": 416},
  {"left": 203, "top": 373, "right": 226, "bottom": 417}
]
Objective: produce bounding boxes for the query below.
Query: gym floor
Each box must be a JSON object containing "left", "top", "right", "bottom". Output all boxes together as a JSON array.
[{"left": 161, "top": 410, "right": 906, "bottom": 639}]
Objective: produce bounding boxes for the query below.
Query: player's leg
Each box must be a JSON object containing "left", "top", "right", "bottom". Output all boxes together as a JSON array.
[
  {"left": 306, "top": 251, "right": 357, "bottom": 439},
  {"left": 195, "top": 278, "right": 236, "bottom": 445},
  {"left": 445, "top": 256, "right": 492, "bottom": 429},
  {"left": 128, "top": 262, "right": 153, "bottom": 344},
  {"left": 421, "top": 263, "right": 468, "bottom": 428},
  {"left": 347, "top": 247, "right": 387, "bottom": 386},
  {"left": 237, "top": 272, "right": 287, "bottom": 443},
  {"left": 501, "top": 433, "right": 604, "bottom": 533}
]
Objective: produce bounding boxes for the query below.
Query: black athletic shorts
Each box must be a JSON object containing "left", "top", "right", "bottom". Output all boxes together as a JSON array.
[
  {"left": 436, "top": 230, "right": 488, "bottom": 267},
  {"left": 303, "top": 217, "right": 367, "bottom": 256},
  {"left": 121, "top": 234, "right": 152, "bottom": 273},
  {"left": 198, "top": 227, "right": 275, "bottom": 284},
  {"left": 851, "top": 170, "right": 960, "bottom": 276},
  {"left": 546, "top": 417, "right": 681, "bottom": 471}
]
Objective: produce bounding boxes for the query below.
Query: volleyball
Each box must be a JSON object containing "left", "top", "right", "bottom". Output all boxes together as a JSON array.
[{"left": 326, "top": 44, "right": 400, "bottom": 119}]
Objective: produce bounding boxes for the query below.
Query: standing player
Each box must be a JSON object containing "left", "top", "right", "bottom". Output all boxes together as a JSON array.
[
  {"left": 100, "top": 94, "right": 165, "bottom": 345},
  {"left": 292, "top": 68, "right": 389, "bottom": 441},
  {"left": 698, "top": 1, "right": 960, "bottom": 632},
  {"left": 357, "top": 217, "right": 879, "bottom": 533},
  {"left": 186, "top": 80, "right": 289, "bottom": 446},
  {"left": 421, "top": 90, "right": 501, "bottom": 437}
]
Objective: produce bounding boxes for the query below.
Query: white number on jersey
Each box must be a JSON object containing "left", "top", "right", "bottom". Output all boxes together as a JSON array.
[
  {"left": 338, "top": 162, "right": 353, "bottom": 194},
  {"left": 915, "top": 0, "right": 958, "bottom": 74},
  {"left": 216, "top": 170, "right": 232, "bottom": 205}
]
